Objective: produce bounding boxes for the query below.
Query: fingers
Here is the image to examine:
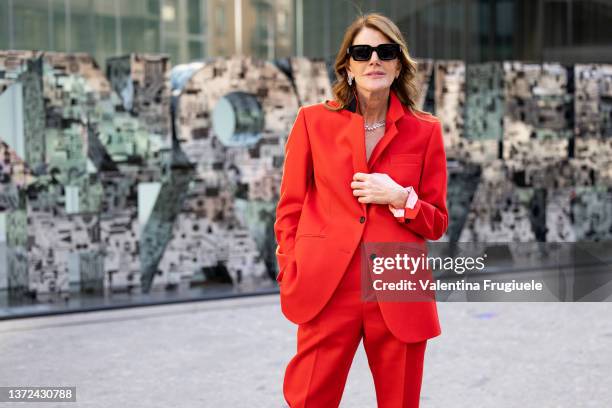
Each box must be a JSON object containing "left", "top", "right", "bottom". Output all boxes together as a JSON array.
[
  {"left": 350, "top": 180, "right": 367, "bottom": 189},
  {"left": 357, "top": 195, "right": 384, "bottom": 204},
  {"left": 353, "top": 172, "right": 369, "bottom": 181},
  {"left": 351, "top": 180, "right": 370, "bottom": 202},
  {"left": 352, "top": 173, "right": 379, "bottom": 204}
]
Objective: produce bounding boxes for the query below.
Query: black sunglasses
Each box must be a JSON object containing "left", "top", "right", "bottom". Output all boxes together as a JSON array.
[{"left": 346, "top": 43, "right": 401, "bottom": 61}]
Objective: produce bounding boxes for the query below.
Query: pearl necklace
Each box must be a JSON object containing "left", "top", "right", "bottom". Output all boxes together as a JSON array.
[{"left": 364, "top": 119, "right": 386, "bottom": 132}]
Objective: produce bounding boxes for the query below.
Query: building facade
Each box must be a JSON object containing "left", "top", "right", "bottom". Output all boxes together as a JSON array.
[
  {"left": 299, "top": 0, "right": 612, "bottom": 63},
  {"left": 0, "top": 0, "right": 293, "bottom": 65}
]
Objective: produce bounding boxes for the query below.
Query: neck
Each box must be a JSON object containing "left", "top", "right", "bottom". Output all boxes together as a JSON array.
[{"left": 356, "top": 88, "right": 390, "bottom": 124}]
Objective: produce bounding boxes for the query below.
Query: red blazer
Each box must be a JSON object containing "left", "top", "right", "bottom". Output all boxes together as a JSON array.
[{"left": 274, "top": 89, "right": 449, "bottom": 343}]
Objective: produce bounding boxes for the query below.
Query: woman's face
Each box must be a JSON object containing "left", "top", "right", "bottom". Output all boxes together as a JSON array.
[{"left": 346, "top": 27, "right": 401, "bottom": 94}]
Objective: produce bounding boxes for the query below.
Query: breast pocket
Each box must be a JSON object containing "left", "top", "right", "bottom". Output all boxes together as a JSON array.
[
  {"left": 386, "top": 154, "right": 422, "bottom": 188},
  {"left": 389, "top": 153, "right": 422, "bottom": 166}
]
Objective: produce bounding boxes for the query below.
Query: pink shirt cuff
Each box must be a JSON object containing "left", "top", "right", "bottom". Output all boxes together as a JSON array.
[{"left": 388, "top": 186, "right": 420, "bottom": 221}]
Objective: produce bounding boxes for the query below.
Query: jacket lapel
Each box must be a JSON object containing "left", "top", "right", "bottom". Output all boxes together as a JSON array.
[
  {"left": 343, "top": 89, "right": 406, "bottom": 174},
  {"left": 348, "top": 113, "right": 369, "bottom": 176},
  {"left": 367, "top": 90, "right": 405, "bottom": 170}
]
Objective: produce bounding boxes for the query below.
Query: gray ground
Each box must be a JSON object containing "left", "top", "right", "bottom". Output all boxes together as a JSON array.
[{"left": 1, "top": 295, "right": 611, "bottom": 407}]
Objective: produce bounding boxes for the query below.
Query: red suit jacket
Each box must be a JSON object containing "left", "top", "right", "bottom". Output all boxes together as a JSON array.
[{"left": 274, "top": 89, "right": 449, "bottom": 343}]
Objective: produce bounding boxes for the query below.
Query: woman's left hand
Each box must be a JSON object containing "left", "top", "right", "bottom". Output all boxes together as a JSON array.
[{"left": 351, "top": 172, "right": 407, "bottom": 208}]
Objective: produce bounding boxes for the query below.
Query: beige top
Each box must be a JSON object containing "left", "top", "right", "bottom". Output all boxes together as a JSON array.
[{"left": 365, "top": 126, "right": 385, "bottom": 162}]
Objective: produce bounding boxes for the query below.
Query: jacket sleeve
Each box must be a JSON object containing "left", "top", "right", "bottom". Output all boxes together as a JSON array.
[
  {"left": 273, "top": 107, "right": 313, "bottom": 280},
  {"left": 393, "top": 119, "right": 449, "bottom": 240}
]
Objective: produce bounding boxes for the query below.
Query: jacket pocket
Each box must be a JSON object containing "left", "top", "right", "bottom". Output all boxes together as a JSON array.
[
  {"left": 295, "top": 233, "right": 326, "bottom": 243},
  {"left": 389, "top": 153, "right": 422, "bottom": 166},
  {"left": 276, "top": 259, "right": 296, "bottom": 283}
]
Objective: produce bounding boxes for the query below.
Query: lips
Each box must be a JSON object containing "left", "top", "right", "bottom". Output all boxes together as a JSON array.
[{"left": 366, "top": 72, "right": 385, "bottom": 76}]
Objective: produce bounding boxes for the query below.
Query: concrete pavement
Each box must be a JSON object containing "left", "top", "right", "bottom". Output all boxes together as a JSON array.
[{"left": 1, "top": 295, "right": 611, "bottom": 407}]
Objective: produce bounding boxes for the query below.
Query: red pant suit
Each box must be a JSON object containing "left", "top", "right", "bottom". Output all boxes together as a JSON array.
[{"left": 274, "top": 89, "right": 449, "bottom": 407}]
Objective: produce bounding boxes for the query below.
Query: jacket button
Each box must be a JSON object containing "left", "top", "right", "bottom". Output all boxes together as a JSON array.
[{"left": 359, "top": 216, "right": 366, "bottom": 223}]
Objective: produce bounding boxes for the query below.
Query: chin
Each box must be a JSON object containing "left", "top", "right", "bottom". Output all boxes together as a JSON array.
[{"left": 358, "top": 81, "right": 392, "bottom": 93}]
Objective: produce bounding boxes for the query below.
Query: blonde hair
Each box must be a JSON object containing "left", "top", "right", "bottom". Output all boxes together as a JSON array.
[{"left": 325, "top": 12, "right": 423, "bottom": 113}]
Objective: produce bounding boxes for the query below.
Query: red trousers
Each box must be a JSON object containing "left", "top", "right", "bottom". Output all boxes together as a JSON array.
[{"left": 282, "top": 247, "right": 428, "bottom": 407}]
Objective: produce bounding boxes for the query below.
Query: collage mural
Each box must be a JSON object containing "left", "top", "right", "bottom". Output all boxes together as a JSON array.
[{"left": 0, "top": 50, "right": 611, "bottom": 303}]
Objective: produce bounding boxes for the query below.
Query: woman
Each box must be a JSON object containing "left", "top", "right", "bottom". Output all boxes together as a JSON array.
[{"left": 274, "top": 13, "right": 448, "bottom": 408}]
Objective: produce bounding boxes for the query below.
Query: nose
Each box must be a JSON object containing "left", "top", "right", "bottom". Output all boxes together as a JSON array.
[{"left": 369, "top": 50, "right": 381, "bottom": 62}]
